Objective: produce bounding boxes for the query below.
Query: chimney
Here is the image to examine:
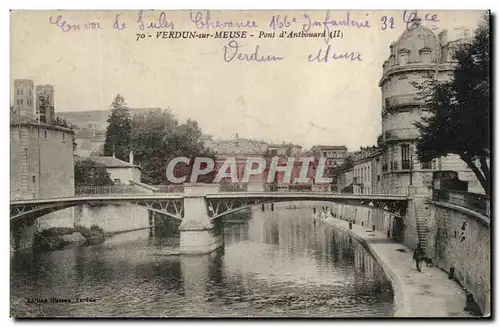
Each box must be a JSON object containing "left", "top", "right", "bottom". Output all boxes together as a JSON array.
[{"left": 129, "top": 150, "right": 134, "bottom": 165}]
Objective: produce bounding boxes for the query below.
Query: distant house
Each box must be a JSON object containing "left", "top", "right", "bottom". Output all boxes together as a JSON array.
[
  {"left": 77, "top": 152, "right": 140, "bottom": 185},
  {"left": 73, "top": 126, "right": 106, "bottom": 157},
  {"left": 267, "top": 143, "right": 302, "bottom": 157}
]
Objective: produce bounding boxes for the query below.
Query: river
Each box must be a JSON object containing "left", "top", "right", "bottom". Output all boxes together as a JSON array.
[{"left": 11, "top": 205, "right": 394, "bottom": 317}]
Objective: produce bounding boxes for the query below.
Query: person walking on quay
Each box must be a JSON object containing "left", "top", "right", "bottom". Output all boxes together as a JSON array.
[{"left": 413, "top": 243, "right": 425, "bottom": 272}]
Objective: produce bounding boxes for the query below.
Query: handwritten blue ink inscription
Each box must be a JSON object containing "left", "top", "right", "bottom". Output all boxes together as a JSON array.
[
  {"left": 223, "top": 40, "right": 283, "bottom": 63},
  {"left": 308, "top": 45, "right": 362, "bottom": 63},
  {"left": 403, "top": 10, "right": 439, "bottom": 30},
  {"left": 137, "top": 10, "right": 175, "bottom": 30},
  {"left": 113, "top": 14, "right": 126, "bottom": 30},
  {"left": 190, "top": 11, "right": 258, "bottom": 29},
  {"left": 49, "top": 15, "right": 81, "bottom": 32}
]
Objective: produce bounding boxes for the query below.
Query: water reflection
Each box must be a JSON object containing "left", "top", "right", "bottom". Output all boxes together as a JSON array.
[{"left": 11, "top": 207, "right": 393, "bottom": 317}]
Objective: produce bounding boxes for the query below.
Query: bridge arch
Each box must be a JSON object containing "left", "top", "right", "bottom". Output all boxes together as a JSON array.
[
  {"left": 207, "top": 197, "right": 407, "bottom": 222},
  {"left": 10, "top": 198, "right": 184, "bottom": 224}
]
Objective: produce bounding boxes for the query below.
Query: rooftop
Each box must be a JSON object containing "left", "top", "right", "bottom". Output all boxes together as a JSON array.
[
  {"left": 76, "top": 156, "right": 139, "bottom": 169},
  {"left": 10, "top": 113, "right": 74, "bottom": 134},
  {"left": 267, "top": 143, "right": 302, "bottom": 148},
  {"left": 211, "top": 138, "right": 268, "bottom": 155},
  {"left": 316, "top": 145, "right": 348, "bottom": 151}
]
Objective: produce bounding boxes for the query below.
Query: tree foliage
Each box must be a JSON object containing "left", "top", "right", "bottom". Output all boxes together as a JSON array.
[
  {"left": 74, "top": 159, "right": 114, "bottom": 187},
  {"left": 103, "top": 94, "right": 132, "bottom": 162},
  {"left": 131, "top": 109, "right": 216, "bottom": 184},
  {"left": 330, "top": 155, "right": 354, "bottom": 177},
  {"left": 413, "top": 13, "right": 490, "bottom": 194}
]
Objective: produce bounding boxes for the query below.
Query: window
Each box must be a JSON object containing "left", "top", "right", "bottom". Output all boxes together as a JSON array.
[
  {"left": 20, "top": 99, "right": 23, "bottom": 105},
  {"left": 401, "top": 144, "right": 410, "bottom": 169},
  {"left": 62, "top": 133, "right": 66, "bottom": 142},
  {"left": 44, "top": 130, "right": 47, "bottom": 139},
  {"left": 421, "top": 160, "right": 432, "bottom": 169},
  {"left": 32, "top": 175, "right": 36, "bottom": 183},
  {"left": 323, "top": 152, "right": 327, "bottom": 157}
]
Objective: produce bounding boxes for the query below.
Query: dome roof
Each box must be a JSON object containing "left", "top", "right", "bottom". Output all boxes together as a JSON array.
[{"left": 394, "top": 17, "right": 440, "bottom": 64}]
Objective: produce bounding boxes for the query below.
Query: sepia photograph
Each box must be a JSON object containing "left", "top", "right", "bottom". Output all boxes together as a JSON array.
[{"left": 9, "top": 8, "right": 491, "bottom": 318}]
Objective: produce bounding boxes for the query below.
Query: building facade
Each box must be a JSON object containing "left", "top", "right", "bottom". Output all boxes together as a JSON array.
[
  {"left": 10, "top": 114, "right": 75, "bottom": 200},
  {"left": 10, "top": 114, "right": 75, "bottom": 250},
  {"left": 379, "top": 17, "right": 483, "bottom": 195},
  {"left": 315, "top": 145, "right": 348, "bottom": 169},
  {"left": 74, "top": 126, "right": 106, "bottom": 157},
  {"left": 370, "top": 149, "right": 383, "bottom": 194},
  {"left": 352, "top": 147, "right": 379, "bottom": 194}
]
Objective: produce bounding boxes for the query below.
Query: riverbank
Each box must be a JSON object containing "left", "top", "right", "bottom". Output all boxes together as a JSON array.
[
  {"left": 34, "top": 225, "right": 106, "bottom": 251},
  {"left": 321, "top": 216, "right": 474, "bottom": 318}
]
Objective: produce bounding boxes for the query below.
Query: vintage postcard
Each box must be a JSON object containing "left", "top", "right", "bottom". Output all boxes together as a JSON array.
[{"left": 10, "top": 9, "right": 491, "bottom": 318}]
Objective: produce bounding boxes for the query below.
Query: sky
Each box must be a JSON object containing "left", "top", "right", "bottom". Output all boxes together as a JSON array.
[{"left": 10, "top": 10, "right": 485, "bottom": 150}]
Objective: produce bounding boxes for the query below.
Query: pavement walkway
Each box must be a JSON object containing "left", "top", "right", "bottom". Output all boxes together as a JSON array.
[{"left": 321, "top": 216, "right": 474, "bottom": 318}]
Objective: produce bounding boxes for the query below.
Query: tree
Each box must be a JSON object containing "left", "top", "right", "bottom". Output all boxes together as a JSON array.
[
  {"left": 52, "top": 116, "right": 70, "bottom": 128},
  {"left": 330, "top": 155, "right": 354, "bottom": 177},
  {"left": 131, "top": 109, "right": 216, "bottom": 184},
  {"left": 413, "top": 14, "right": 490, "bottom": 195},
  {"left": 74, "top": 159, "right": 114, "bottom": 187},
  {"left": 103, "top": 94, "right": 132, "bottom": 162}
]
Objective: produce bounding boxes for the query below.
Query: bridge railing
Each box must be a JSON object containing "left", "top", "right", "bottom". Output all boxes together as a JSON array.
[
  {"left": 75, "top": 185, "right": 150, "bottom": 196},
  {"left": 433, "top": 188, "right": 489, "bottom": 217},
  {"left": 154, "top": 185, "right": 185, "bottom": 193},
  {"left": 220, "top": 183, "right": 248, "bottom": 192}
]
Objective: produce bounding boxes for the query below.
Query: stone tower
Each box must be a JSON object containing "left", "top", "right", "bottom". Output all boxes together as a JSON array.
[
  {"left": 378, "top": 17, "right": 457, "bottom": 196},
  {"left": 13, "top": 79, "right": 35, "bottom": 118},
  {"left": 35, "top": 84, "right": 55, "bottom": 124}
]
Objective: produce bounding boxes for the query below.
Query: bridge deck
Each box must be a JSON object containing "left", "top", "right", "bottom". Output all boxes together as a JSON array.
[
  {"left": 207, "top": 192, "right": 409, "bottom": 201},
  {"left": 11, "top": 192, "right": 408, "bottom": 205},
  {"left": 10, "top": 193, "right": 185, "bottom": 205}
]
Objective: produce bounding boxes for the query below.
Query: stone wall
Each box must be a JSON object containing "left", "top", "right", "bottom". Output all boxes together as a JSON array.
[
  {"left": 74, "top": 204, "right": 150, "bottom": 233},
  {"left": 426, "top": 201, "right": 490, "bottom": 316},
  {"left": 11, "top": 123, "right": 75, "bottom": 252},
  {"left": 11, "top": 222, "right": 35, "bottom": 252},
  {"left": 327, "top": 203, "right": 397, "bottom": 240},
  {"left": 10, "top": 124, "right": 74, "bottom": 200}
]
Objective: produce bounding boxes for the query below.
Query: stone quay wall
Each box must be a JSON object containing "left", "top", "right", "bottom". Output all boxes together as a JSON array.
[{"left": 426, "top": 201, "right": 490, "bottom": 316}]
